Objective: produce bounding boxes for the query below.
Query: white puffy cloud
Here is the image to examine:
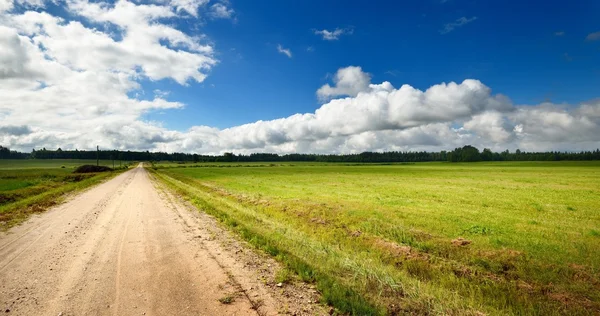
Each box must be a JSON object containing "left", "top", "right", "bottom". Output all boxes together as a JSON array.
[
  {"left": 0, "top": 0, "right": 214, "bottom": 151},
  {"left": 512, "top": 102, "right": 600, "bottom": 145},
  {"left": 0, "top": 0, "right": 13, "bottom": 13},
  {"left": 1, "top": 0, "right": 45, "bottom": 10},
  {"left": 0, "top": 26, "right": 30, "bottom": 79},
  {"left": 169, "top": 0, "right": 208, "bottom": 17},
  {"left": 155, "top": 67, "right": 598, "bottom": 155},
  {"left": 317, "top": 66, "right": 371, "bottom": 101},
  {"left": 463, "top": 111, "right": 514, "bottom": 143},
  {"left": 177, "top": 67, "right": 513, "bottom": 153},
  {"left": 209, "top": 2, "right": 233, "bottom": 19},
  {"left": 63, "top": 0, "right": 216, "bottom": 84}
]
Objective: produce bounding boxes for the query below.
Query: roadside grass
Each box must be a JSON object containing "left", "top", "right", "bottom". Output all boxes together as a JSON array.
[
  {"left": 0, "top": 160, "right": 128, "bottom": 229},
  {"left": 151, "top": 161, "right": 600, "bottom": 315}
]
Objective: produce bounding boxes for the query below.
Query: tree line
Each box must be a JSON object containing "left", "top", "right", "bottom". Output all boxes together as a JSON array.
[{"left": 1, "top": 145, "right": 600, "bottom": 163}]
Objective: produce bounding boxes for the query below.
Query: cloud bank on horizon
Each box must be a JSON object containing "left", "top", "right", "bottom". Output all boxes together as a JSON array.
[{"left": 1, "top": 0, "right": 599, "bottom": 154}]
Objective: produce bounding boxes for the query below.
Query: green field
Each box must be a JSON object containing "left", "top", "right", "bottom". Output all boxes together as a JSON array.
[
  {"left": 0, "top": 159, "right": 127, "bottom": 228},
  {"left": 151, "top": 161, "right": 600, "bottom": 315},
  {"left": 0, "top": 159, "right": 128, "bottom": 170}
]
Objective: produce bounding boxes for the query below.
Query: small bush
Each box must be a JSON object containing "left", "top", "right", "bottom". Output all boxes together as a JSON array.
[
  {"left": 0, "top": 193, "right": 17, "bottom": 205},
  {"left": 73, "top": 165, "right": 113, "bottom": 173}
]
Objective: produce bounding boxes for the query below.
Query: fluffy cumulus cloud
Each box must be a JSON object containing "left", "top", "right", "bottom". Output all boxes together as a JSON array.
[
  {"left": 0, "top": 0, "right": 214, "bottom": 151},
  {"left": 316, "top": 66, "right": 371, "bottom": 101},
  {"left": 0, "top": 0, "right": 13, "bottom": 12},
  {"left": 161, "top": 68, "right": 600, "bottom": 154},
  {"left": 209, "top": 2, "right": 233, "bottom": 19},
  {"left": 169, "top": 0, "right": 208, "bottom": 17},
  {"left": 171, "top": 68, "right": 514, "bottom": 154},
  {"left": 1, "top": 1, "right": 599, "bottom": 155}
]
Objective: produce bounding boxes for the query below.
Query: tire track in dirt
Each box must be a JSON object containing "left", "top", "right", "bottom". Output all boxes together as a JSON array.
[{"left": 112, "top": 193, "right": 134, "bottom": 316}]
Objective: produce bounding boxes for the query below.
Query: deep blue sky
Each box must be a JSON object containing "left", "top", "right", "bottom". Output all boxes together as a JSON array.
[{"left": 137, "top": 0, "right": 600, "bottom": 130}]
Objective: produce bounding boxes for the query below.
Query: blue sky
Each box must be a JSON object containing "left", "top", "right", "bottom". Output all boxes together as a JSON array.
[
  {"left": 143, "top": 0, "right": 600, "bottom": 130},
  {"left": 1, "top": 0, "right": 600, "bottom": 153}
]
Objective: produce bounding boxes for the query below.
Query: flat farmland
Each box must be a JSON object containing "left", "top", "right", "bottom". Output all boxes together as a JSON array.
[
  {"left": 0, "top": 159, "right": 123, "bottom": 170},
  {"left": 152, "top": 161, "right": 600, "bottom": 315}
]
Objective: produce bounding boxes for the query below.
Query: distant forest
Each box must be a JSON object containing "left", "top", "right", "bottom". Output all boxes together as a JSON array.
[{"left": 1, "top": 145, "right": 600, "bottom": 163}]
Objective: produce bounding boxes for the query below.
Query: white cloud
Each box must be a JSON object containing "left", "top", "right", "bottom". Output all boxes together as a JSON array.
[
  {"left": 440, "top": 16, "right": 477, "bottom": 34},
  {"left": 314, "top": 27, "right": 353, "bottom": 40},
  {"left": 277, "top": 44, "right": 292, "bottom": 58},
  {"left": 511, "top": 103, "right": 600, "bottom": 144},
  {"left": 155, "top": 69, "right": 598, "bottom": 154},
  {"left": 463, "top": 111, "right": 514, "bottom": 143},
  {"left": 316, "top": 66, "right": 371, "bottom": 101},
  {"left": 0, "top": 0, "right": 13, "bottom": 12},
  {"left": 53, "top": 0, "right": 216, "bottom": 84},
  {"left": 0, "top": 26, "right": 31, "bottom": 79},
  {"left": 210, "top": 68, "right": 512, "bottom": 151},
  {"left": 169, "top": 0, "right": 209, "bottom": 17},
  {"left": 2, "top": 0, "right": 45, "bottom": 10},
  {"left": 0, "top": 0, "right": 215, "bottom": 151},
  {"left": 209, "top": 2, "right": 234, "bottom": 19}
]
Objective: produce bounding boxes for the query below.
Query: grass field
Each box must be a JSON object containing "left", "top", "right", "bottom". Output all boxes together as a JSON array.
[
  {"left": 151, "top": 161, "right": 600, "bottom": 315},
  {"left": 0, "top": 159, "right": 128, "bottom": 228},
  {"left": 0, "top": 159, "right": 128, "bottom": 170}
]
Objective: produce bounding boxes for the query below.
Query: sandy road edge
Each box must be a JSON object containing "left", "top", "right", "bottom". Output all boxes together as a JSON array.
[{"left": 147, "top": 169, "right": 332, "bottom": 316}]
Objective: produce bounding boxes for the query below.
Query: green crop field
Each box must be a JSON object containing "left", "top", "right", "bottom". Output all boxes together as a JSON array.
[
  {"left": 151, "top": 161, "right": 600, "bottom": 315},
  {"left": 0, "top": 159, "right": 128, "bottom": 228},
  {"left": 0, "top": 159, "right": 127, "bottom": 170}
]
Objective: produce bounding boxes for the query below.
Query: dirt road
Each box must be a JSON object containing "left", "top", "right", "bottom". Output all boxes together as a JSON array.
[{"left": 0, "top": 165, "right": 325, "bottom": 316}]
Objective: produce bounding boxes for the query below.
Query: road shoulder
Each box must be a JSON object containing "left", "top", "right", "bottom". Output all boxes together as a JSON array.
[{"left": 150, "top": 173, "right": 331, "bottom": 316}]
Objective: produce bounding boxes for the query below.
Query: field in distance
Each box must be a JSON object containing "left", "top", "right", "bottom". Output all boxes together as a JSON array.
[
  {"left": 0, "top": 159, "right": 123, "bottom": 170},
  {"left": 152, "top": 161, "right": 600, "bottom": 315},
  {"left": 0, "top": 159, "right": 128, "bottom": 228}
]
